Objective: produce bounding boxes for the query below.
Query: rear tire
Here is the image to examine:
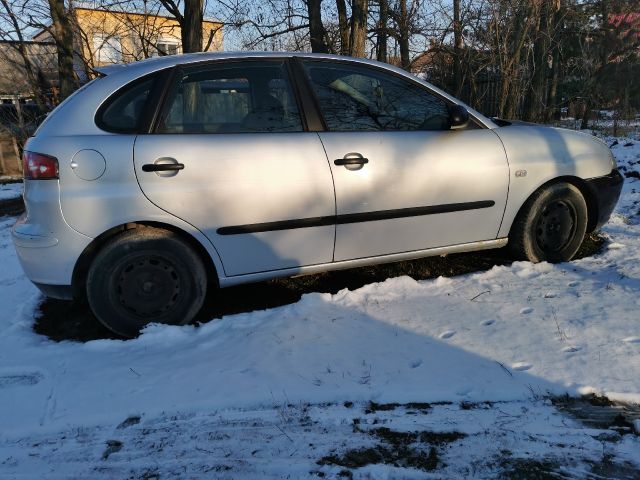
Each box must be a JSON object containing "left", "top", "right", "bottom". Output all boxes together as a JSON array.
[
  {"left": 86, "top": 227, "right": 207, "bottom": 337},
  {"left": 509, "top": 182, "right": 588, "bottom": 263}
]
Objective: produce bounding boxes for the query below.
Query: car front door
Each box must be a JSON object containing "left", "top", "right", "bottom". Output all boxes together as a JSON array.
[
  {"left": 134, "top": 60, "right": 336, "bottom": 276},
  {"left": 299, "top": 59, "right": 510, "bottom": 261}
]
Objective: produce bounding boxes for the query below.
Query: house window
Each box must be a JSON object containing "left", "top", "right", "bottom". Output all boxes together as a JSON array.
[
  {"left": 93, "top": 33, "right": 122, "bottom": 63},
  {"left": 156, "top": 41, "right": 179, "bottom": 56}
]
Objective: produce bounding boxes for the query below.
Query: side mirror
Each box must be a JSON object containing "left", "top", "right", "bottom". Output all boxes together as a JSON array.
[{"left": 449, "top": 104, "right": 469, "bottom": 130}]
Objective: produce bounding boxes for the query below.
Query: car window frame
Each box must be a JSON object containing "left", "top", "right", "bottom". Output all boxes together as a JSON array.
[
  {"left": 94, "top": 70, "right": 170, "bottom": 134},
  {"left": 95, "top": 56, "right": 485, "bottom": 136},
  {"left": 149, "top": 58, "right": 309, "bottom": 135},
  {"left": 294, "top": 57, "right": 484, "bottom": 132}
]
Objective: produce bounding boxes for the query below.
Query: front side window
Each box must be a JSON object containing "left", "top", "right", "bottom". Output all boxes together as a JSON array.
[
  {"left": 302, "top": 61, "right": 450, "bottom": 132},
  {"left": 156, "top": 61, "right": 303, "bottom": 134}
]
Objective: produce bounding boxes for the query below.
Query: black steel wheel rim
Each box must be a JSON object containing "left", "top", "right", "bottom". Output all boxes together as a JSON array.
[
  {"left": 535, "top": 200, "right": 577, "bottom": 253},
  {"left": 116, "top": 255, "right": 181, "bottom": 318}
]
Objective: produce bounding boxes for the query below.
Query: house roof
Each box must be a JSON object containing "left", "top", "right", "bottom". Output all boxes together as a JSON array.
[{"left": 0, "top": 40, "right": 56, "bottom": 46}]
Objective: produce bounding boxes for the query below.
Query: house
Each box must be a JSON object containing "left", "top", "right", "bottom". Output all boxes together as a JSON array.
[
  {"left": 1, "top": 7, "right": 223, "bottom": 101},
  {"left": 33, "top": 7, "right": 223, "bottom": 77},
  {"left": 0, "top": 8, "right": 223, "bottom": 176},
  {"left": 0, "top": 40, "right": 58, "bottom": 103}
]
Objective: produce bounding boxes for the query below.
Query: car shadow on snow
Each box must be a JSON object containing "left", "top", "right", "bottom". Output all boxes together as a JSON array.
[{"left": 34, "top": 233, "right": 604, "bottom": 342}]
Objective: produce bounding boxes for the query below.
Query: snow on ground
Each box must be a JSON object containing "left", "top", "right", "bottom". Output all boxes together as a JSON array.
[
  {"left": 0, "top": 181, "right": 22, "bottom": 201},
  {"left": 0, "top": 136, "right": 639, "bottom": 478}
]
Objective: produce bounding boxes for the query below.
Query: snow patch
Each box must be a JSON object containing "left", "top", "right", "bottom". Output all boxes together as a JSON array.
[{"left": 0, "top": 181, "right": 22, "bottom": 202}]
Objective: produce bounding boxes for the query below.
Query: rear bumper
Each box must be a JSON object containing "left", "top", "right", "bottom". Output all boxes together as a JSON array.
[
  {"left": 12, "top": 211, "right": 91, "bottom": 294},
  {"left": 584, "top": 169, "right": 623, "bottom": 230}
]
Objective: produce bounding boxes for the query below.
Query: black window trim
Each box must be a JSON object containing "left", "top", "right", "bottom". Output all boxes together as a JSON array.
[
  {"left": 293, "top": 56, "right": 485, "bottom": 132},
  {"left": 288, "top": 58, "right": 326, "bottom": 132},
  {"left": 148, "top": 57, "right": 309, "bottom": 135},
  {"left": 143, "top": 67, "right": 176, "bottom": 133}
]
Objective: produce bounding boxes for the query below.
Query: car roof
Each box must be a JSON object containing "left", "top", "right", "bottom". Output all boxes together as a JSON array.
[{"left": 95, "top": 51, "right": 400, "bottom": 77}]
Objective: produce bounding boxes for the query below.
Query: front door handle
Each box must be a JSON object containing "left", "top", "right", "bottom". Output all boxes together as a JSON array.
[
  {"left": 142, "top": 163, "right": 184, "bottom": 172},
  {"left": 334, "top": 157, "right": 369, "bottom": 166},
  {"left": 335, "top": 153, "right": 369, "bottom": 171}
]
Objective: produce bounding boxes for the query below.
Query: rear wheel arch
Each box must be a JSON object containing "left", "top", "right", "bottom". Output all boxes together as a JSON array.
[{"left": 71, "top": 221, "right": 220, "bottom": 300}]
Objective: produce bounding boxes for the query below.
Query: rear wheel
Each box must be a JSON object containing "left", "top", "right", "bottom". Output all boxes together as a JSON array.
[
  {"left": 86, "top": 227, "right": 207, "bottom": 337},
  {"left": 509, "top": 182, "right": 588, "bottom": 263}
]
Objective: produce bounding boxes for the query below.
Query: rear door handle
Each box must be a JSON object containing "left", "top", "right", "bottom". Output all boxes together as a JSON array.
[{"left": 142, "top": 163, "right": 184, "bottom": 172}]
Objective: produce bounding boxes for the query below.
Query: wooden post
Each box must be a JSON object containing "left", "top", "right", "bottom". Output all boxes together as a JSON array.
[
  {"left": 12, "top": 135, "right": 21, "bottom": 175},
  {"left": 0, "top": 135, "right": 7, "bottom": 176}
]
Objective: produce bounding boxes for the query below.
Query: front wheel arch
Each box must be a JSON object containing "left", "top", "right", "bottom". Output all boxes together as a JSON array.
[
  {"left": 508, "top": 179, "right": 590, "bottom": 263},
  {"left": 508, "top": 176, "right": 598, "bottom": 238}
]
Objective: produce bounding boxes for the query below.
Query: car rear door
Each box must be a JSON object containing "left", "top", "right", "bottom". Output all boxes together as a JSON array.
[
  {"left": 134, "top": 59, "right": 336, "bottom": 276},
  {"left": 299, "top": 59, "right": 509, "bottom": 261}
]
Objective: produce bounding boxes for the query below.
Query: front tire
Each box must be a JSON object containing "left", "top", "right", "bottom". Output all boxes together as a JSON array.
[
  {"left": 86, "top": 227, "right": 207, "bottom": 337},
  {"left": 509, "top": 182, "right": 588, "bottom": 263}
]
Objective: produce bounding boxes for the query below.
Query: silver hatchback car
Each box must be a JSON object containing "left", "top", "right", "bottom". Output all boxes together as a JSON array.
[{"left": 13, "top": 52, "right": 622, "bottom": 336}]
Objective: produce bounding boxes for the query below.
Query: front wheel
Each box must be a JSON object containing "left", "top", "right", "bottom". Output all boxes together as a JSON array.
[
  {"left": 86, "top": 227, "right": 208, "bottom": 337},
  {"left": 509, "top": 182, "right": 588, "bottom": 263}
]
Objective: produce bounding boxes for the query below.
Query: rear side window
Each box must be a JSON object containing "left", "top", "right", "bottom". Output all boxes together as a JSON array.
[
  {"left": 96, "top": 76, "right": 155, "bottom": 133},
  {"left": 155, "top": 61, "right": 303, "bottom": 134}
]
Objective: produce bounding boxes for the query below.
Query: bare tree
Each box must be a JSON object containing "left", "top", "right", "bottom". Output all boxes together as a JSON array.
[
  {"left": 47, "top": 0, "right": 76, "bottom": 99},
  {"left": 452, "top": 0, "right": 462, "bottom": 94},
  {"left": 336, "top": 0, "right": 349, "bottom": 54},
  {"left": 159, "top": 0, "right": 205, "bottom": 52},
  {"left": 375, "top": 0, "right": 388, "bottom": 61},
  {"left": 0, "top": 0, "right": 52, "bottom": 109},
  {"left": 349, "top": 0, "right": 368, "bottom": 56}
]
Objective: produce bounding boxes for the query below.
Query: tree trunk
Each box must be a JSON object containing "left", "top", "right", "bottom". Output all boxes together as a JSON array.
[
  {"left": 182, "top": 0, "right": 204, "bottom": 53},
  {"left": 580, "top": 98, "right": 591, "bottom": 130},
  {"left": 523, "top": 6, "right": 546, "bottom": 122},
  {"left": 545, "top": 45, "right": 560, "bottom": 123},
  {"left": 544, "top": 1, "right": 563, "bottom": 123},
  {"left": 307, "top": 0, "right": 328, "bottom": 53},
  {"left": 524, "top": 1, "right": 562, "bottom": 122},
  {"left": 349, "top": 0, "right": 368, "bottom": 57},
  {"left": 47, "top": 0, "right": 76, "bottom": 100},
  {"left": 498, "top": 3, "right": 535, "bottom": 119},
  {"left": 336, "top": 0, "right": 349, "bottom": 55},
  {"left": 398, "top": 0, "right": 410, "bottom": 70},
  {"left": 453, "top": 0, "right": 463, "bottom": 95},
  {"left": 377, "top": 0, "right": 388, "bottom": 62}
]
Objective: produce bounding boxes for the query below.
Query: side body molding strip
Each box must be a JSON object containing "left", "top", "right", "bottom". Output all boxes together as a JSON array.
[{"left": 217, "top": 200, "right": 496, "bottom": 235}]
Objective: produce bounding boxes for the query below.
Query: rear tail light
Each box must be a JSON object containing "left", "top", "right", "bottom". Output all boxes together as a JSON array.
[{"left": 23, "top": 151, "right": 59, "bottom": 180}]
